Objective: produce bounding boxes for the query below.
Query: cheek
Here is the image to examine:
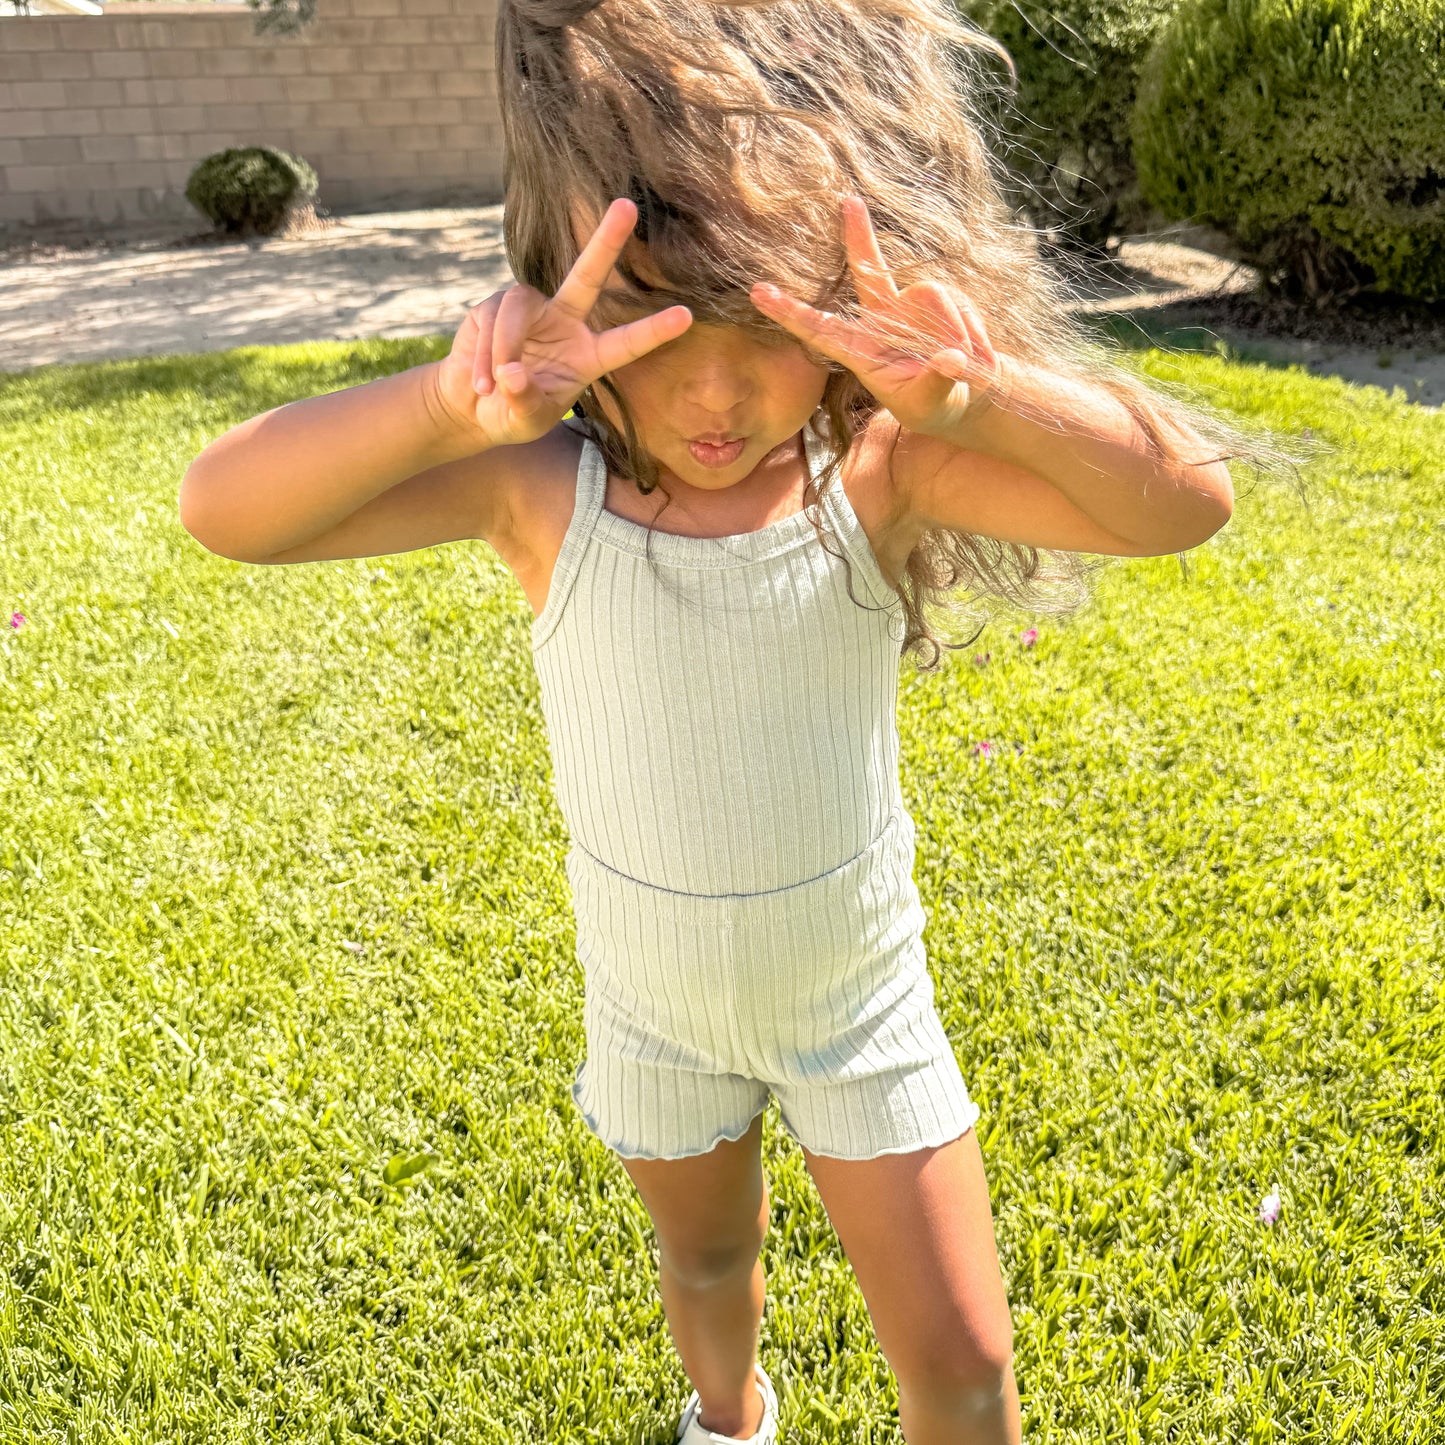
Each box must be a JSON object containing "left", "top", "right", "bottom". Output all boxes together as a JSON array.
[
  {"left": 598, "top": 354, "right": 712, "bottom": 425},
  {"left": 587, "top": 362, "right": 663, "bottom": 425},
  {"left": 768, "top": 352, "right": 831, "bottom": 405}
]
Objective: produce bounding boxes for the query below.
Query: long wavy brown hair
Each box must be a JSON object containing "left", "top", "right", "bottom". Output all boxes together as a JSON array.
[{"left": 496, "top": 0, "right": 1310, "bottom": 669}]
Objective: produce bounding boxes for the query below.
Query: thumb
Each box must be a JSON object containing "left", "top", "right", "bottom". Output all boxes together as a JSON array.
[
  {"left": 932, "top": 348, "right": 973, "bottom": 382},
  {"left": 496, "top": 361, "right": 547, "bottom": 412}
]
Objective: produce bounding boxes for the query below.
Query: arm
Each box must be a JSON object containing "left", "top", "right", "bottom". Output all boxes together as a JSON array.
[
  {"left": 900, "top": 356, "right": 1235, "bottom": 556},
  {"left": 179, "top": 192, "right": 694, "bottom": 567},
  {"left": 180, "top": 196, "right": 693, "bottom": 563},
  {"left": 178, "top": 361, "right": 506, "bottom": 565},
  {"left": 751, "top": 196, "right": 1234, "bottom": 558}
]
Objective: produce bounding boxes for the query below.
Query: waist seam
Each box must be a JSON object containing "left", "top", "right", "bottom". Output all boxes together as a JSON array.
[{"left": 568, "top": 808, "right": 907, "bottom": 902}]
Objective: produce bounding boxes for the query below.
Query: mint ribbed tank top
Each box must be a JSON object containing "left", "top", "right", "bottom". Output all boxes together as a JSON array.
[{"left": 530, "top": 414, "right": 909, "bottom": 897}]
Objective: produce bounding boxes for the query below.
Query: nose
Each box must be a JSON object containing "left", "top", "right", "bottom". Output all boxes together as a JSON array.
[{"left": 679, "top": 359, "right": 753, "bottom": 415}]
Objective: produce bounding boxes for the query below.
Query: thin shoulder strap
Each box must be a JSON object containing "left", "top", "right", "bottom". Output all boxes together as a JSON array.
[
  {"left": 567, "top": 419, "right": 607, "bottom": 528},
  {"left": 809, "top": 414, "right": 904, "bottom": 612},
  {"left": 531, "top": 422, "right": 606, "bottom": 648}
]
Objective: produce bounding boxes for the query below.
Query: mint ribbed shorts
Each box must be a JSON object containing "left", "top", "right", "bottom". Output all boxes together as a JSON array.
[{"left": 564, "top": 805, "right": 982, "bottom": 1161}]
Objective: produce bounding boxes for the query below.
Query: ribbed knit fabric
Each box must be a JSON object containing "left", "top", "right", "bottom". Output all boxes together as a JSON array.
[
  {"left": 530, "top": 412, "right": 983, "bottom": 1161},
  {"left": 532, "top": 415, "right": 907, "bottom": 895}
]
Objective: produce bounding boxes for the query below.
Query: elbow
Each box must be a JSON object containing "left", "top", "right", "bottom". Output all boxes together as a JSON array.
[
  {"left": 1178, "top": 463, "right": 1234, "bottom": 550},
  {"left": 177, "top": 473, "right": 210, "bottom": 547},
  {"left": 177, "top": 470, "right": 269, "bottom": 563},
  {"left": 1201, "top": 505, "right": 1232, "bottom": 546},
  {"left": 178, "top": 474, "right": 227, "bottom": 557},
  {"left": 1203, "top": 469, "right": 1235, "bottom": 538},
  {"left": 1181, "top": 498, "right": 1233, "bottom": 552},
  {"left": 1206, "top": 461, "right": 1235, "bottom": 515}
]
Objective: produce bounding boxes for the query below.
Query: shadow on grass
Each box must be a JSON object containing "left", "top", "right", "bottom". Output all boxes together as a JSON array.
[
  {"left": 1082, "top": 303, "right": 1282, "bottom": 365},
  {"left": 0, "top": 333, "right": 455, "bottom": 424}
]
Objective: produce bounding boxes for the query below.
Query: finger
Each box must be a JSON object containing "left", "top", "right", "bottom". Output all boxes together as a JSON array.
[
  {"left": 751, "top": 283, "right": 887, "bottom": 371},
  {"left": 931, "top": 347, "right": 973, "bottom": 383},
  {"left": 491, "top": 284, "right": 548, "bottom": 375},
  {"left": 466, "top": 290, "right": 506, "bottom": 395},
  {"left": 495, "top": 360, "right": 542, "bottom": 410},
  {"left": 894, "top": 281, "right": 970, "bottom": 354},
  {"left": 590, "top": 304, "right": 694, "bottom": 375},
  {"left": 842, "top": 195, "right": 900, "bottom": 312},
  {"left": 952, "top": 291, "right": 999, "bottom": 367},
  {"left": 916, "top": 281, "right": 994, "bottom": 367},
  {"left": 551, "top": 197, "right": 638, "bottom": 322},
  {"left": 929, "top": 288, "right": 1001, "bottom": 387}
]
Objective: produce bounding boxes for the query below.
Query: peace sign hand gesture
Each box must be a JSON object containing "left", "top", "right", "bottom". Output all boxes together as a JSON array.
[
  {"left": 433, "top": 198, "right": 693, "bottom": 449},
  {"left": 750, "top": 196, "right": 1007, "bottom": 439}
]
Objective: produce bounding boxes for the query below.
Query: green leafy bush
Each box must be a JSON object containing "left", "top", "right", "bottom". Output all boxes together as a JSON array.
[
  {"left": 956, "top": 0, "right": 1181, "bottom": 254},
  {"left": 184, "top": 146, "right": 320, "bottom": 238},
  {"left": 1133, "top": 0, "right": 1445, "bottom": 303}
]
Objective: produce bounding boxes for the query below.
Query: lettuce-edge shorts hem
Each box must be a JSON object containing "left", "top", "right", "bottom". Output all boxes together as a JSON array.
[
  {"left": 570, "top": 1059, "right": 982, "bottom": 1164},
  {"left": 778, "top": 1098, "right": 982, "bottom": 1161},
  {"left": 570, "top": 1065, "right": 771, "bottom": 1162}
]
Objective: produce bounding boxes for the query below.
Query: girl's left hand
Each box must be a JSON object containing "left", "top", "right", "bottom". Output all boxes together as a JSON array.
[{"left": 750, "top": 196, "right": 1007, "bottom": 438}]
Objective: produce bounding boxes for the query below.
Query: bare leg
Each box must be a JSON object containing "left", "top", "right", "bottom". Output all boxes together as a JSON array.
[
  {"left": 802, "top": 1127, "right": 1023, "bottom": 1445},
  {"left": 898, "top": 1362, "right": 1023, "bottom": 1445},
  {"left": 619, "top": 1110, "right": 771, "bottom": 1439},
  {"left": 658, "top": 1255, "right": 768, "bottom": 1437}
]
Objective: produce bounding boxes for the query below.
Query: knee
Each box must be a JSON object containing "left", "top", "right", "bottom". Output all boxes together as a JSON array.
[
  {"left": 891, "top": 1318, "right": 1015, "bottom": 1410},
  {"left": 658, "top": 1232, "right": 766, "bottom": 1290}
]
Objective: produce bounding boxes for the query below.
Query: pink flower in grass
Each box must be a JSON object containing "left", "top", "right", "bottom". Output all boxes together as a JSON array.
[
  {"left": 1021, "top": 627, "right": 1037, "bottom": 647},
  {"left": 9, "top": 612, "right": 23, "bottom": 629},
  {"left": 972, "top": 739, "right": 1026, "bottom": 758}
]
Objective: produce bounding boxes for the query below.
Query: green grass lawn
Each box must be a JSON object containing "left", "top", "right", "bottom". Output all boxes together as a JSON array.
[{"left": 0, "top": 331, "right": 1440, "bottom": 1444}]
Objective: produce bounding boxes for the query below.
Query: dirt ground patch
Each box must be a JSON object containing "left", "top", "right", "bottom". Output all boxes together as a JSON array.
[{"left": 3, "top": 205, "right": 1443, "bottom": 411}]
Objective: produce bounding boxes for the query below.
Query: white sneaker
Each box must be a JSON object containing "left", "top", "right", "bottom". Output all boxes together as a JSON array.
[{"left": 675, "top": 1362, "right": 780, "bottom": 1445}]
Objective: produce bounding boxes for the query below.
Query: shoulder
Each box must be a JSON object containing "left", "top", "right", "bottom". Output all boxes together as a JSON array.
[
  {"left": 831, "top": 408, "right": 924, "bottom": 558},
  {"left": 462, "top": 417, "right": 586, "bottom": 552},
  {"left": 484, "top": 416, "right": 589, "bottom": 577}
]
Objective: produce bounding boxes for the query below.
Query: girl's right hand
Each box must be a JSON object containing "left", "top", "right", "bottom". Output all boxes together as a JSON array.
[{"left": 432, "top": 197, "right": 693, "bottom": 449}]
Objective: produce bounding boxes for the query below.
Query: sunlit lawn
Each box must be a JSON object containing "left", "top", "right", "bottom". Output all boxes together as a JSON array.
[{"left": 0, "top": 326, "right": 1440, "bottom": 1444}]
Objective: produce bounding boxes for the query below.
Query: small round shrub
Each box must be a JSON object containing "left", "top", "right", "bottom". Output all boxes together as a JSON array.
[
  {"left": 184, "top": 146, "right": 320, "bottom": 237},
  {"left": 1133, "top": 0, "right": 1445, "bottom": 303},
  {"left": 957, "top": 0, "right": 1180, "bottom": 254}
]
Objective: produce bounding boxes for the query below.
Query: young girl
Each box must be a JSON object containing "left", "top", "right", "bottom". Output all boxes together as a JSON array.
[{"left": 181, "top": 2, "right": 1281, "bottom": 1441}]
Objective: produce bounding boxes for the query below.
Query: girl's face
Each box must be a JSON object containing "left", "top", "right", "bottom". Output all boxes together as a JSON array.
[
  {"left": 593, "top": 320, "right": 830, "bottom": 493},
  {"left": 573, "top": 209, "right": 829, "bottom": 493}
]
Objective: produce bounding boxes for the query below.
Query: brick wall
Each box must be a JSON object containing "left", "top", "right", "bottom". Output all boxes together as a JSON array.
[{"left": 0, "top": 0, "right": 502, "bottom": 235}]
